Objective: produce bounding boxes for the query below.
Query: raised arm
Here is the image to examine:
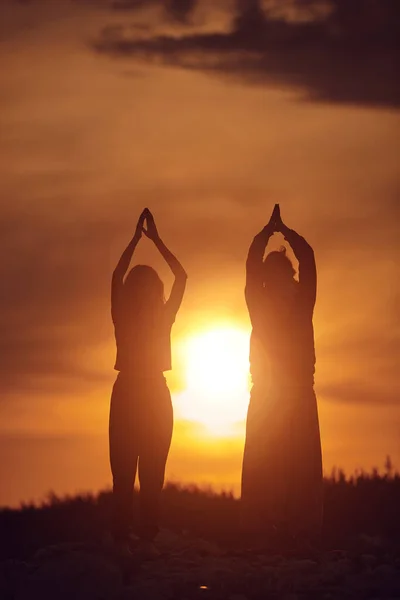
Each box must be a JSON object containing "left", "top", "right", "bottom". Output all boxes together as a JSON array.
[
  {"left": 143, "top": 209, "right": 187, "bottom": 322},
  {"left": 278, "top": 219, "right": 317, "bottom": 309},
  {"left": 245, "top": 226, "right": 273, "bottom": 293},
  {"left": 111, "top": 210, "right": 146, "bottom": 323},
  {"left": 245, "top": 205, "right": 279, "bottom": 312}
]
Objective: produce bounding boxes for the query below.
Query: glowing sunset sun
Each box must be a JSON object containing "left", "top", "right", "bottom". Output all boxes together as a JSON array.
[{"left": 175, "top": 327, "right": 251, "bottom": 436}]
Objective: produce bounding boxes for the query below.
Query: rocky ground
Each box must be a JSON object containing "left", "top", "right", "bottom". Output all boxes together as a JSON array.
[{"left": 1, "top": 530, "right": 400, "bottom": 600}]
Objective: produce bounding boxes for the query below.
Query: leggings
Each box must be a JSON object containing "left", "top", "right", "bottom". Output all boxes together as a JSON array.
[{"left": 109, "top": 371, "right": 173, "bottom": 541}]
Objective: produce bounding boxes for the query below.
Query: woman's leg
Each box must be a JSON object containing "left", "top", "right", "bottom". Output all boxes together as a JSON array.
[
  {"left": 109, "top": 374, "right": 139, "bottom": 542},
  {"left": 137, "top": 378, "right": 173, "bottom": 541}
]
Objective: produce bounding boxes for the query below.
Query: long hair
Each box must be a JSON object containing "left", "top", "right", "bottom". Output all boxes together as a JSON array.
[{"left": 122, "top": 265, "right": 165, "bottom": 322}]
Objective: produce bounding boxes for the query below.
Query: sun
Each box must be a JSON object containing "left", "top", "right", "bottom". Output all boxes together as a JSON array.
[{"left": 174, "top": 327, "right": 251, "bottom": 436}]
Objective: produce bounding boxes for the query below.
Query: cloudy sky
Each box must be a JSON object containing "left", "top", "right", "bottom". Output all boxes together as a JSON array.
[{"left": 0, "top": 0, "right": 399, "bottom": 507}]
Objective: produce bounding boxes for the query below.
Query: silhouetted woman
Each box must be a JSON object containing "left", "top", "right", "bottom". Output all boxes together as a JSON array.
[
  {"left": 241, "top": 205, "right": 323, "bottom": 544},
  {"left": 110, "top": 208, "right": 187, "bottom": 556}
]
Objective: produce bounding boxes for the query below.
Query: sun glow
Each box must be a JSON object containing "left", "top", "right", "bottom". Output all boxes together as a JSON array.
[{"left": 174, "top": 327, "right": 251, "bottom": 436}]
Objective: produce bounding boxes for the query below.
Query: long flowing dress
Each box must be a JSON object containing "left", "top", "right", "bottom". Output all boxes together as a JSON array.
[{"left": 241, "top": 229, "right": 323, "bottom": 538}]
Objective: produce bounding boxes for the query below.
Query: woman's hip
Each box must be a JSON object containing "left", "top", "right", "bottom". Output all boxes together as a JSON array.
[{"left": 110, "top": 371, "right": 173, "bottom": 427}]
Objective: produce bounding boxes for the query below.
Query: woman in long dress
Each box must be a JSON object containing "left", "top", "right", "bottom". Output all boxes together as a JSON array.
[{"left": 241, "top": 205, "right": 323, "bottom": 542}]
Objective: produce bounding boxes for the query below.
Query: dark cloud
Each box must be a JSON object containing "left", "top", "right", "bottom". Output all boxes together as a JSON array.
[
  {"left": 164, "top": 0, "right": 198, "bottom": 24},
  {"left": 95, "top": 0, "right": 198, "bottom": 23},
  {"left": 109, "top": 0, "right": 157, "bottom": 10},
  {"left": 94, "top": 0, "right": 400, "bottom": 107}
]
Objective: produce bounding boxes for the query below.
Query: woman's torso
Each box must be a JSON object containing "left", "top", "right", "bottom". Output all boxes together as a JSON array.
[
  {"left": 249, "top": 290, "right": 316, "bottom": 387},
  {"left": 113, "top": 306, "right": 173, "bottom": 375}
]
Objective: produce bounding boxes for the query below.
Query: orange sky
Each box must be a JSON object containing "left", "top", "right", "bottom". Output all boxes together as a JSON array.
[{"left": 0, "top": 0, "right": 399, "bottom": 507}]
